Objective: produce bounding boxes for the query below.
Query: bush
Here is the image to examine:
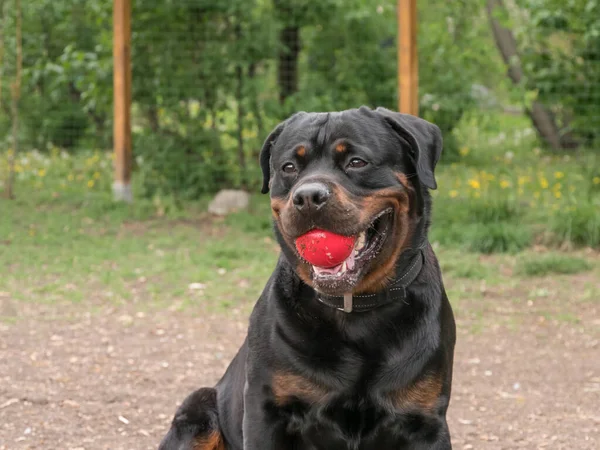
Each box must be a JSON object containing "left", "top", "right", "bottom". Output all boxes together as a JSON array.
[
  {"left": 431, "top": 221, "right": 532, "bottom": 254},
  {"left": 516, "top": 254, "right": 593, "bottom": 277},
  {"left": 466, "top": 222, "right": 532, "bottom": 254},
  {"left": 134, "top": 129, "right": 230, "bottom": 200},
  {"left": 549, "top": 202, "right": 600, "bottom": 248}
]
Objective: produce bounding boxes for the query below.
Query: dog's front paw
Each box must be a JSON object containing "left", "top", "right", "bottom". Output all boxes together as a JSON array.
[{"left": 158, "top": 387, "right": 225, "bottom": 450}]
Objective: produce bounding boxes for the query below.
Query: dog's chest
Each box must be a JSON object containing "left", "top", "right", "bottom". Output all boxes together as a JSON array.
[{"left": 278, "top": 393, "right": 445, "bottom": 450}]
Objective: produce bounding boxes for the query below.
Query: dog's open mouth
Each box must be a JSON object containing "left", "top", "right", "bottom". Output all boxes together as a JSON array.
[{"left": 308, "top": 208, "right": 393, "bottom": 293}]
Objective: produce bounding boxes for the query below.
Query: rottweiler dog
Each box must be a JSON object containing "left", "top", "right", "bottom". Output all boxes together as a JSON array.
[{"left": 159, "top": 106, "right": 456, "bottom": 449}]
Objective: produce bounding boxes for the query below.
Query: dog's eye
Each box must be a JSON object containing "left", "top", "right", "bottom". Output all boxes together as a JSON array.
[
  {"left": 347, "top": 158, "right": 368, "bottom": 169},
  {"left": 282, "top": 163, "right": 297, "bottom": 174}
]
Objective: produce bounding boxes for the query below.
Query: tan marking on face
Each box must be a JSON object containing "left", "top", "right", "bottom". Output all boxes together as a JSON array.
[
  {"left": 296, "top": 145, "right": 306, "bottom": 157},
  {"left": 353, "top": 175, "right": 416, "bottom": 293},
  {"left": 335, "top": 143, "right": 347, "bottom": 153},
  {"left": 270, "top": 196, "right": 287, "bottom": 218},
  {"left": 296, "top": 263, "right": 314, "bottom": 288},
  {"left": 272, "top": 372, "right": 328, "bottom": 406}
]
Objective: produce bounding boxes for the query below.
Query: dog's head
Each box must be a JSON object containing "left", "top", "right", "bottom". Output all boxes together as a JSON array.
[{"left": 260, "top": 106, "right": 442, "bottom": 296}]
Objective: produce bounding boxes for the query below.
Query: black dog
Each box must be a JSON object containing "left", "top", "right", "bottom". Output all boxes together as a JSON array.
[{"left": 159, "top": 106, "right": 456, "bottom": 449}]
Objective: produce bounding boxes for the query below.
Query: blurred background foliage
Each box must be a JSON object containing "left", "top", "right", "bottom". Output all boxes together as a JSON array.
[{"left": 0, "top": 0, "right": 599, "bottom": 252}]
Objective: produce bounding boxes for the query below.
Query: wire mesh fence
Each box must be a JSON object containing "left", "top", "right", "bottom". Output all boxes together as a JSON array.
[{"left": 1, "top": 0, "right": 599, "bottom": 199}]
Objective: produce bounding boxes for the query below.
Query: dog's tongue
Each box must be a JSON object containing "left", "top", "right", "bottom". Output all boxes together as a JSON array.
[{"left": 313, "top": 249, "right": 355, "bottom": 274}]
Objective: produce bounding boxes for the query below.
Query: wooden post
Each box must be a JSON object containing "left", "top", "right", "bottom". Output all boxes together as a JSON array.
[
  {"left": 398, "top": 0, "right": 418, "bottom": 116},
  {"left": 113, "top": 0, "right": 132, "bottom": 202}
]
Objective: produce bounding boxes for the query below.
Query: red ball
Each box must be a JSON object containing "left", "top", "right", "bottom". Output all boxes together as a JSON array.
[{"left": 295, "top": 229, "right": 356, "bottom": 268}]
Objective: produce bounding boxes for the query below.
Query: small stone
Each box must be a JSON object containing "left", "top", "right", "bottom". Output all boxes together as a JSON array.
[{"left": 208, "top": 189, "right": 250, "bottom": 216}]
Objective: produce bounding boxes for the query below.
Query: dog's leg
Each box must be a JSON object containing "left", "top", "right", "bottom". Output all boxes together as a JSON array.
[{"left": 158, "top": 387, "right": 225, "bottom": 450}]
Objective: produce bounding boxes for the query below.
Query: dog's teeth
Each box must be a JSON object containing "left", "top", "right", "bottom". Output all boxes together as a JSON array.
[
  {"left": 355, "top": 232, "right": 366, "bottom": 251},
  {"left": 341, "top": 261, "right": 347, "bottom": 273}
]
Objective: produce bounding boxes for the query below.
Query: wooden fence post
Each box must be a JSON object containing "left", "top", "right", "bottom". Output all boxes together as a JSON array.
[
  {"left": 398, "top": 0, "right": 418, "bottom": 116},
  {"left": 113, "top": 0, "right": 132, "bottom": 202}
]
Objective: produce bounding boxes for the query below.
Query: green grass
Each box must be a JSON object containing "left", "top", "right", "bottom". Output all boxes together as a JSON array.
[
  {"left": 0, "top": 184, "right": 278, "bottom": 312},
  {"left": 516, "top": 253, "right": 593, "bottom": 277}
]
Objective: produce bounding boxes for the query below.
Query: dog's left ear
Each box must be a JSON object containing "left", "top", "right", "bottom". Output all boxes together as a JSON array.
[{"left": 374, "top": 107, "right": 443, "bottom": 190}]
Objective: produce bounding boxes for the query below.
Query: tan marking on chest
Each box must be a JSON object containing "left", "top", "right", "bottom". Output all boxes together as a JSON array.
[
  {"left": 272, "top": 372, "right": 328, "bottom": 406},
  {"left": 391, "top": 374, "right": 443, "bottom": 413},
  {"left": 193, "top": 431, "right": 226, "bottom": 450}
]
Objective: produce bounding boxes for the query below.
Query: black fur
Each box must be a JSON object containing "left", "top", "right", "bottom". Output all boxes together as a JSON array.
[{"left": 159, "top": 106, "right": 456, "bottom": 449}]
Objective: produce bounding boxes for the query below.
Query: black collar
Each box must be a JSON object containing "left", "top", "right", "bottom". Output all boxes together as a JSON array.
[{"left": 315, "top": 246, "right": 425, "bottom": 313}]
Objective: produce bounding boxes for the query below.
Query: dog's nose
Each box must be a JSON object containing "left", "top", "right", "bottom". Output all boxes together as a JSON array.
[{"left": 292, "top": 182, "right": 331, "bottom": 211}]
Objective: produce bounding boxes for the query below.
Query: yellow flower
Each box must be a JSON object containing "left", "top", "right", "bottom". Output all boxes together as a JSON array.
[
  {"left": 518, "top": 176, "right": 530, "bottom": 186},
  {"left": 539, "top": 177, "right": 549, "bottom": 189},
  {"left": 68, "top": 174, "right": 74, "bottom": 181},
  {"left": 38, "top": 169, "right": 46, "bottom": 177},
  {"left": 533, "top": 192, "right": 541, "bottom": 199},
  {"left": 87, "top": 180, "right": 95, "bottom": 188},
  {"left": 15, "top": 164, "right": 23, "bottom": 173},
  {"left": 593, "top": 177, "right": 600, "bottom": 185},
  {"left": 468, "top": 179, "right": 481, "bottom": 190},
  {"left": 554, "top": 191, "right": 561, "bottom": 199},
  {"left": 459, "top": 147, "right": 470, "bottom": 156},
  {"left": 518, "top": 188, "right": 524, "bottom": 195},
  {"left": 93, "top": 171, "right": 101, "bottom": 180},
  {"left": 500, "top": 180, "right": 511, "bottom": 189},
  {"left": 449, "top": 190, "right": 459, "bottom": 198},
  {"left": 554, "top": 171, "right": 564, "bottom": 179},
  {"left": 553, "top": 183, "right": 562, "bottom": 191}
]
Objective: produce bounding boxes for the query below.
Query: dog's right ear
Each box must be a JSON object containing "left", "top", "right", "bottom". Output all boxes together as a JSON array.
[
  {"left": 259, "top": 112, "right": 307, "bottom": 194},
  {"left": 259, "top": 122, "right": 286, "bottom": 194}
]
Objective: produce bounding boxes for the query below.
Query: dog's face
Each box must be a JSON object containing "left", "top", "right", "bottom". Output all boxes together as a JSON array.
[{"left": 261, "top": 106, "right": 442, "bottom": 296}]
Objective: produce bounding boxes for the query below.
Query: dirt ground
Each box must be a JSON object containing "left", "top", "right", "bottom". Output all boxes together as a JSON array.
[{"left": 1, "top": 282, "right": 598, "bottom": 450}]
